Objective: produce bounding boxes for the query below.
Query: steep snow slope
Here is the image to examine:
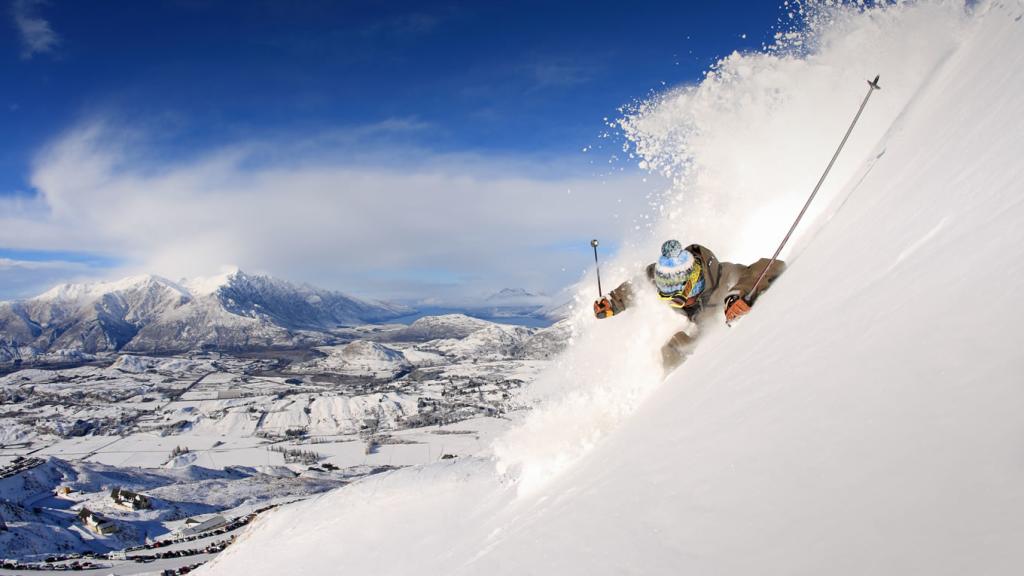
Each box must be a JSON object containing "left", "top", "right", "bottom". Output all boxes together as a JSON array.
[{"left": 203, "top": 2, "right": 1024, "bottom": 575}]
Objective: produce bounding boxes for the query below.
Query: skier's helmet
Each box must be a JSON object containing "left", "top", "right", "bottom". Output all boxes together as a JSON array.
[{"left": 654, "top": 240, "right": 703, "bottom": 299}]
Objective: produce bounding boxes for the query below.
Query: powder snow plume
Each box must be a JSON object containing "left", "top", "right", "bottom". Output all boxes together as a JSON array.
[{"left": 494, "top": 0, "right": 971, "bottom": 495}]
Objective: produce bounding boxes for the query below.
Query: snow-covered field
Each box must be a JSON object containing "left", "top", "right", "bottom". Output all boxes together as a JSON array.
[
  {"left": 200, "top": 1, "right": 1024, "bottom": 575},
  {"left": 0, "top": 314, "right": 564, "bottom": 567}
]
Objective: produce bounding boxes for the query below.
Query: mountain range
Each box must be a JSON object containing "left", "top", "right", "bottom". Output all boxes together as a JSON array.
[{"left": 0, "top": 270, "right": 411, "bottom": 365}]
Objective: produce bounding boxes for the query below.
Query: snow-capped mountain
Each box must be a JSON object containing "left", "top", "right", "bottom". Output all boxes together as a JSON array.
[
  {"left": 484, "top": 288, "right": 548, "bottom": 305},
  {"left": 0, "top": 270, "right": 411, "bottom": 362},
  {"left": 212, "top": 271, "right": 408, "bottom": 329},
  {"left": 481, "top": 287, "right": 549, "bottom": 316},
  {"left": 480, "top": 288, "right": 572, "bottom": 322}
]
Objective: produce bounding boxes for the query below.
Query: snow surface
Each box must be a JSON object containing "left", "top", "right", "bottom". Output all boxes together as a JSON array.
[
  {"left": 204, "top": 1, "right": 1024, "bottom": 574},
  {"left": 0, "top": 309, "right": 553, "bottom": 563}
]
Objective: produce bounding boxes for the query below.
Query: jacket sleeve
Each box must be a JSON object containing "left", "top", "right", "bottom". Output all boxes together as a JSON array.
[
  {"left": 606, "top": 280, "right": 634, "bottom": 313},
  {"left": 606, "top": 263, "right": 656, "bottom": 313},
  {"left": 726, "top": 258, "right": 786, "bottom": 303}
]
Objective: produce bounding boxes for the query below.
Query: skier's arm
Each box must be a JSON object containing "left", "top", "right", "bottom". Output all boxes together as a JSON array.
[
  {"left": 721, "top": 259, "right": 784, "bottom": 322},
  {"left": 607, "top": 279, "right": 634, "bottom": 311},
  {"left": 594, "top": 279, "right": 634, "bottom": 319},
  {"left": 726, "top": 258, "right": 786, "bottom": 304}
]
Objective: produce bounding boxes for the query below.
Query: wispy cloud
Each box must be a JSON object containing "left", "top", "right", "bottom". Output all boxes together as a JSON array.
[
  {"left": 0, "top": 257, "right": 83, "bottom": 271},
  {"left": 524, "top": 60, "right": 599, "bottom": 90},
  {"left": 12, "top": 0, "right": 60, "bottom": 59},
  {"left": 361, "top": 12, "right": 445, "bottom": 38},
  {"left": 0, "top": 257, "right": 98, "bottom": 300},
  {"left": 0, "top": 120, "right": 653, "bottom": 301}
]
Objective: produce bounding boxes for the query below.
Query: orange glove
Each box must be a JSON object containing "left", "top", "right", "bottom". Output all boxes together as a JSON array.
[
  {"left": 724, "top": 295, "right": 751, "bottom": 323},
  {"left": 594, "top": 298, "right": 615, "bottom": 319}
]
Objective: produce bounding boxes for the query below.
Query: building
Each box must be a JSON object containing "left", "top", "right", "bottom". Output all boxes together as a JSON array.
[
  {"left": 176, "top": 515, "right": 228, "bottom": 537},
  {"left": 77, "top": 508, "right": 118, "bottom": 535},
  {"left": 110, "top": 487, "right": 151, "bottom": 510}
]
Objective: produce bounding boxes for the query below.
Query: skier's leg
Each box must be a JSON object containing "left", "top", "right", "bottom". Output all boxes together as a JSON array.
[{"left": 661, "top": 330, "right": 696, "bottom": 374}]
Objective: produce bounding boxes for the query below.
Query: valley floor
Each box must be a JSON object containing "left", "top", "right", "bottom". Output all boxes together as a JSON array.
[{"left": 0, "top": 316, "right": 558, "bottom": 572}]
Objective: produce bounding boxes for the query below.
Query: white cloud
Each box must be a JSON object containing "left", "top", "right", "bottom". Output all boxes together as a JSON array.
[
  {"left": 0, "top": 257, "right": 83, "bottom": 270},
  {"left": 12, "top": 0, "right": 60, "bottom": 59},
  {"left": 525, "top": 60, "right": 597, "bottom": 90},
  {"left": 0, "top": 258, "right": 96, "bottom": 301},
  {"left": 0, "top": 121, "right": 657, "bottom": 301}
]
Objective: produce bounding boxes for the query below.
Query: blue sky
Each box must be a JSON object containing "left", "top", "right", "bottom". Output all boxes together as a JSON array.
[{"left": 1, "top": 0, "right": 786, "bottom": 302}]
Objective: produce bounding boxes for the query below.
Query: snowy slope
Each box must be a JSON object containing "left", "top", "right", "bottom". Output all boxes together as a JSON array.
[
  {"left": 425, "top": 323, "right": 536, "bottom": 360},
  {"left": 288, "top": 340, "right": 413, "bottom": 379},
  {"left": 203, "top": 2, "right": 1024, "bottom": 575},
  {"left": 0, "top": 457, "right": 340, "bottom": 558},
  {"left": 376, "top": 313, "right": 494, "bottom": 342}
]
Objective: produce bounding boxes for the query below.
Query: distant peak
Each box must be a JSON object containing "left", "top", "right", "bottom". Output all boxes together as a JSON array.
[
  {"left": 485, "top": 288, "right": 548, "bottom": 302},
  {"left": 181, "top": 266, "right": 244, "bottom": 296},
  {"left": 33, "top": 274, "right": 188, "bottom": 302}
]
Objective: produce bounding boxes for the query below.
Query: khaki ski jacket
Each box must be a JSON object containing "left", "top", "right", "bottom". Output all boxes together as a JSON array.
[{"left": 607, "top": 244, "right": 785, "bottom": 319}]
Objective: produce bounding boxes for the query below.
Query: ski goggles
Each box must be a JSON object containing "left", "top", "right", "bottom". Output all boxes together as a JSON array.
[
  {"left": 658, "top": 290, "right": 694, "bottom": 309},
  {"left": 656, "top": 259, "right": 703, "bottom": 308}
]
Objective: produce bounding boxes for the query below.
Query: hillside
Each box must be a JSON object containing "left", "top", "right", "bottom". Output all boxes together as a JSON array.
[{"left": 202, "top": 2, "right": 1024, "bottom": 575}]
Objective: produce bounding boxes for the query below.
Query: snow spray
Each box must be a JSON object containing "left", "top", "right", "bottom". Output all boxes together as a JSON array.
[
  {"left": 747, "top": 75, "right": 882, "bottom": 299},
  {"left": 497, "top": 1, "right": 969, "bottom": 498}
]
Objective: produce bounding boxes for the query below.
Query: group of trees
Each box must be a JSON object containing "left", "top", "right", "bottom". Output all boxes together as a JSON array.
[{"left": 267, "top": 445, "right": 321, "bottom": 464}]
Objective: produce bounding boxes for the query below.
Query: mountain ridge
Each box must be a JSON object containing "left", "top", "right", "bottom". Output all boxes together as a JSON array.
[{"left": 0, "top": 270, "right": 412, "bottom": 364}]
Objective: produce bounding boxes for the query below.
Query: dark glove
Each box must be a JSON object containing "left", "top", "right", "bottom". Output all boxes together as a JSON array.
[
  {"left": 724, "top": 294, "right": 751, "bottom": 323},
  {"left": 594, "top": 298, "right": 615, "bottom": 319}
]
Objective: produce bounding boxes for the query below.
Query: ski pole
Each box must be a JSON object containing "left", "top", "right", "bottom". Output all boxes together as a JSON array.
[
  {"left": 747, "top": 75, "right": 881, "bottom": 299},
  {"left": 591, "top": 239, "right": 603, "bottom": 297}
]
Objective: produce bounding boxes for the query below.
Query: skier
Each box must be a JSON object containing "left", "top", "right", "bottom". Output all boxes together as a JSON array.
[{"left": 593, "top": 239, "right": 785, "bottom": 371}]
